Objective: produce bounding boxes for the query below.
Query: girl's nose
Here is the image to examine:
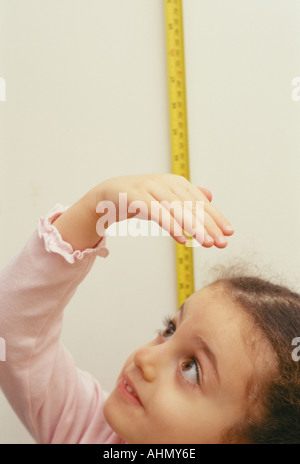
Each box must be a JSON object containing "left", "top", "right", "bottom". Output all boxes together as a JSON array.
[{"left": 133, "top": 345, "right": 162, "bottom": 382}]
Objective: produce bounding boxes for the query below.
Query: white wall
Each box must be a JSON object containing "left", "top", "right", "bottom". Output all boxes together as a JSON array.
[{"left": 0, "top": 0, "right": 299, "bottom": 444}]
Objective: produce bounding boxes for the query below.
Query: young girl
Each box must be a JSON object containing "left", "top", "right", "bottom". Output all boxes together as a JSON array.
[{"left": 0, "top": 173, "right": 299, "bottom": 444}]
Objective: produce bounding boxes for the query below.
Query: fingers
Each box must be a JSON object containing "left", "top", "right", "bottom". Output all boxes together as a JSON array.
[
  {"left": 149, "top": 183, "right": 207, "bottom": 245},
  {"left": 144, "top": 177, "right": 234, "bottom": 248},
  {"left": 168, "top": 181, "right": 234, "bottom": 248},
  {"left": 143, "top": 192, "right": 189, "bottom": 244},
  {"left": 187, "top": 182, "right": 235, "bottom": 239},
  {"left": 197, "top": 186, "right": 213, "bottom": 203},
  {"left": 203, "top": 201, "right": 235, "bottom": 237}
]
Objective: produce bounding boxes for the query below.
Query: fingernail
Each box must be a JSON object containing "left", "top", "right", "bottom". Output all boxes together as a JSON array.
[
  {"left": 179, "top": 235, "right": 188, "bottom": 244},
  {"left": 217, "top": 235, "right": 228, "bottom": 245},
  {"left": 224, "top": 225, "right": 234, "bottom": 233},
  {"left": 205, "top": 235, "right": 214, "bottom": 244}
]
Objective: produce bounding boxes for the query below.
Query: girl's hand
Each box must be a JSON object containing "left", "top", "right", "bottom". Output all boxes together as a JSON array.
[
  {"left": 92, "top": 173, "right": 234, "bottom": 248},
  {"left": 53, "top": 173, "right": 234, "bottom": 251}
]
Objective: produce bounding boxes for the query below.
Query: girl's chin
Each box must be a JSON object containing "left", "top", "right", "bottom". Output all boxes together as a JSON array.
[{"left": 103, "top": 392, "right": 132, "bottom": 442}]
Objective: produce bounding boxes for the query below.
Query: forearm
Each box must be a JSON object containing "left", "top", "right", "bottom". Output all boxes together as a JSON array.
[{"left": 0, "top": 205, "right": 109, "bottom": 442}]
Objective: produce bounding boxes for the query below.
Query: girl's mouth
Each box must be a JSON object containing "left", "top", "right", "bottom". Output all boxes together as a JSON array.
[{"left": 117, "top": 376, "right": 143, "bottom": 408}]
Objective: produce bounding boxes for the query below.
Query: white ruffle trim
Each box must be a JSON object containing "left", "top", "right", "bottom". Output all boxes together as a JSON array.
[{"left": 38, "top": 203, "right": 109, "bottom": 264}]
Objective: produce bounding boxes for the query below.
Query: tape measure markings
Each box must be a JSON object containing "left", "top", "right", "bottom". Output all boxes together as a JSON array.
[{"left": 164, "top": 0, "right": 194, "bottom": 308}]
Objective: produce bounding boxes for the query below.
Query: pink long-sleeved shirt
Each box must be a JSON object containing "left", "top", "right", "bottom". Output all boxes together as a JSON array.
[{"left": 0, "top": 205, "right": 126, "bottom": 444}]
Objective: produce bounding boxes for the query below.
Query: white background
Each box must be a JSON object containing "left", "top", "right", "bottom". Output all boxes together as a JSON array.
[{"left": 0, "top": 0, "right": 299, "bottom": 443}]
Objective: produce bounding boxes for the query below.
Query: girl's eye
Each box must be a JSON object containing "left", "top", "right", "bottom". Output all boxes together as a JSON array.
[
  {"left": 158, "top": 317, "right": 202, "bottom": 387},
  {"left": 159, "top": 317, "right": 176, "bottom": 340},
  {"left": 181, "top": 357, "right": 201, "bottom": 385}
]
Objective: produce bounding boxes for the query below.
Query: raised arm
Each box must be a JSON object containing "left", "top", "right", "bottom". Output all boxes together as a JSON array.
[
  {"left": 0, "top": 204, "right": 118, "bottom": 443},
  {"left": 0, "top": 173, "right": 234, "bottom": 444}
]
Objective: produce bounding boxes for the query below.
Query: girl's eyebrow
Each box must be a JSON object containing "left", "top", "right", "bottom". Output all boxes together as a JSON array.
[
  {"left": 193, "top": 335, "right": 221, "bottom": 386},
  {"left": 178, "top": 303, "right": 221, "bottom": 386}
]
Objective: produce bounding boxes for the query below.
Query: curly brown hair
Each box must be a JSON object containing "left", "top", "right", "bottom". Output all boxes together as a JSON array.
[{"left": 210, "top": 270, "right": 300, "bottom": 444}]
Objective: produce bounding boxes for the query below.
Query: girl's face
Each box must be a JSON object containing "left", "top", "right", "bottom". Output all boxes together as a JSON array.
[{"left": 104, "top": 285, "right": 271, "bottom": 444}]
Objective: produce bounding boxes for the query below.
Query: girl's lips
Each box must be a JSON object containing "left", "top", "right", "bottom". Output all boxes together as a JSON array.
[{"left": 117, "top": 376, "right": 143, "bottom": 408}]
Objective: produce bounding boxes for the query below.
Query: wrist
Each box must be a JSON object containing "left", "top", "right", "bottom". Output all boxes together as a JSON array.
[{"left": 52, "top": 191, "right": 102, "bottom": 251}]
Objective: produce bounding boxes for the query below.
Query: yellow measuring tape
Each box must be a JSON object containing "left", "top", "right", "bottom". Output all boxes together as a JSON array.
[{"left": 164, "top": 0, "right": 194, "bottom": 308}]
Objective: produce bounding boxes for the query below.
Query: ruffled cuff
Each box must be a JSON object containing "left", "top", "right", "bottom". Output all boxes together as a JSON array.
[{"left": 38, "top": 204, "right": 109, "bottom": 264}]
